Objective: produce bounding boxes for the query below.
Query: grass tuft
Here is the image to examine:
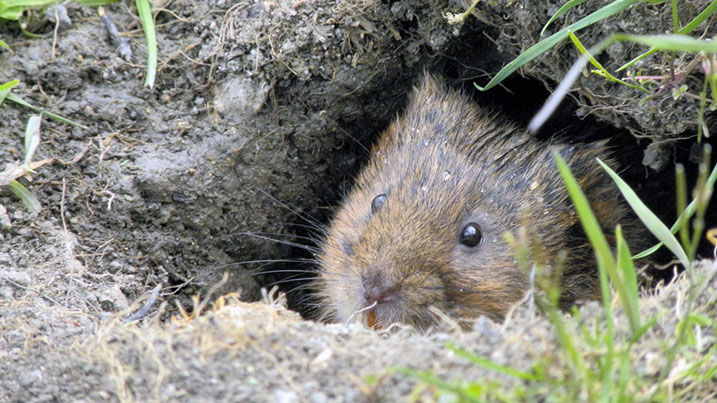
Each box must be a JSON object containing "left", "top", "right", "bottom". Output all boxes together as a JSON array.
[
  {"left": 556, "top": 152, "right": 641, "bottom": 333},
  {"left": 399, "top": 152, "right": 716, "bottom": 401},
  {"left": 475, "top": 0, "right": 640, "bottom": 92},
  {"left": 529, "top": 32, "right": 717, "bottom": 133}
]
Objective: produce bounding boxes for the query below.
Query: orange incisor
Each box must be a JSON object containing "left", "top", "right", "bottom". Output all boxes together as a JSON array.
[{"left": 367, "top": 309, "right": 378, "bottom": 329}]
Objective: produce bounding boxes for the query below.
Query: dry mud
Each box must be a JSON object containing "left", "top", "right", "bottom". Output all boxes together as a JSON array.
[{"left": 0, "top": 0, "right": 716, "bottom": 401}]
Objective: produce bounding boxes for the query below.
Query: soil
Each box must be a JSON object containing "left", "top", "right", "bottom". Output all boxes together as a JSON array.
[{"left": 0, "top": 0, "right": 715, "bottom": 401}]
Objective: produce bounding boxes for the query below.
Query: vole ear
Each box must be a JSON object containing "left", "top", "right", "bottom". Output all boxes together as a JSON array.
[
  {"left": 410, "top": 73, "right": 450, "bottom": 107},
  {"left": 416, "top": 73, "right": 443, "bottom": 93},
  {"left": 371, "top": 194, "right": 387, "bottom": 214}
]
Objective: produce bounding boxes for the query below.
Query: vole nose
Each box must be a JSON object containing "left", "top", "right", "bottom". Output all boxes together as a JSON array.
[{"left": 362, "top": 274, "right": 396, "bottom": 305}]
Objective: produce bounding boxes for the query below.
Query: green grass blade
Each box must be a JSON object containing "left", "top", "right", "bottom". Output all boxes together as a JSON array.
[
  {"left": 567, "top": 31, "right": 648, "bottom": 93},
  {"left": 616, "top": 48, "right": 658, "bottom": 72},
  {"left": 0, "top": 0, "right": 56, "bottom": 20},
  {"left": 616, "top": 225, "right": 641, "bottom": 331},
  {"left": 0, "top": 5, "right": 23, "bottom": 20},
  {"left": 567, "top": 30, "right": 603, "bottom": 70},
  {"left": 597, "top": 159, "right": 690, "bottom": 269},
  {"left": 135, "top": 0, "right": 157, "bottom": 88},
  {"left": 613, "top": 33, "right": 717, "bottom": 53},
  {"left": 676, "top": 164, "right": 690, "bottom": 251},
  {"left": 0, "top": 38, "right": 10, "bottom": 52},
  {"left": 631, "top": 242, "right": 661, "bottom": 259},
  {"left": 633, "top": 159, "right": 717, "bottom": 259},
  {"left": 2, "top": 80, "right": 87, "bottom": 128},
  {"left": 597, "top": 222, "right": 615, "bottom": 402},
  {"left": 540, "top": 0, "right": 587, "bottom": 36},
  {"left": 678, "top": 0, "right": 717, "bottom": 35},
  {"left": 553, "top": 154, "right": 615, "bottom": 271},
  {"left": 618, "top": 0, "right": 717, "bottom": 71},
  {"left": 446, "top": 342, "right": 539, "bottom": 381},
  {"left": 475, "top": 0, "right": 638, "bottom": 91},
  {"left": 5, "top": 92, "right": 88, "bottom": 129},
  {"left": 0, "top": 7, "right": 21, "bottom": 20},
  {"left": 3, "top": 0, "right": 56, "bottom": 6},
  {"left": 555, "top": 152, "right": 643, "bottom": 335},
  {"left": 8, "top": 180, "right": 42, "bottom": 213},
  {"left": 0, "top": 79, "right": 20, "bottom": 104},
  {"left": 670, "top": 0, "right": 679, "bottom": 33}
]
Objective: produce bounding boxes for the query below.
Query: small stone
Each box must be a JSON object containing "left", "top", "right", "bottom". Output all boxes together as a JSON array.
[
  {"left": 0, "top": 205, "right": 11, "bottom": 229},
  {"left": 642, "top": 142, "right": 669, "bottom": 171},
  {"left": 46, "top": 5, "right": 72, "bottom": 29}
]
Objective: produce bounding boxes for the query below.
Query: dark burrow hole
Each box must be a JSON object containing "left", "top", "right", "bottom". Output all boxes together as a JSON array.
[{"left": 258, "top": 25, "right": 717, "bottom": 320}]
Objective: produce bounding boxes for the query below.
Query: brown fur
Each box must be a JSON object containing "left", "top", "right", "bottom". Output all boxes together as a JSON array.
[{"left": 313, "top": 75, "right": 641, "bottom": 330}]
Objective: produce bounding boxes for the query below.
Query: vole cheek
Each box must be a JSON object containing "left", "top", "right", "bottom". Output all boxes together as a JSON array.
[
  {"left": 450, "top": 251, "right": 481, "bottom": 275},
  {"left": 449, "top": 230, "right": 500, "bottom": 269}
]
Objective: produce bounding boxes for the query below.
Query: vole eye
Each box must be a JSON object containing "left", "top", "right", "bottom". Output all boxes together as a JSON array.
[
  {"left": 371, "top": 194, "right": 387, "bottom": 214},
  {"left": 459, "top": 223, "right": 482, "bottom": 247}
]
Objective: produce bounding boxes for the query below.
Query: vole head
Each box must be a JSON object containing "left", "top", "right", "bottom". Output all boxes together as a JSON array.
[
  {"left": 315, "top": 146, "right": 531, "bottom": 329},
  {"left": 313, "top": 76, "right": 619, "bottom": 330}
]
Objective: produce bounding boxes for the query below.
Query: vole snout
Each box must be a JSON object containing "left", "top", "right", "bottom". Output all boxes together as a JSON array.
[{"left": 362, "top": 272, "right": 398, "bottom": 306}]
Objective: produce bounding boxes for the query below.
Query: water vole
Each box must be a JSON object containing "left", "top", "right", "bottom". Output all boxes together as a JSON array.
[{"left": 313, "top": 75, "right": 640, "bottom": 330}]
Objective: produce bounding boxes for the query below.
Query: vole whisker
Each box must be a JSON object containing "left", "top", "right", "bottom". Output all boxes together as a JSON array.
[
  {"left": 254, "top": 187, "right": 324, "bottom": 229},
  {"left": 235, "top": 232, "right": 320, "bottom": 253},
  {"left": 284, "top": 222, "right": 326, "bottom": 235},
  {"left": 234, "top": 259, "right": 317, "bottom": 267},
  {"left": 266, "top": 277, "right": 319, "bottom": 286},
  {"left": 251, "top": 268, "right": 317, "bottom": 276},
  {"left": 236, "top": 232, "right": 321, "bottom": 244},
  {"left": 286, "top": 283, "right": 321, "bottom": 296}
]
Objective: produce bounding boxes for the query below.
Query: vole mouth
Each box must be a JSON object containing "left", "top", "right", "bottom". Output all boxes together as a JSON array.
[
  {"left": 363, "top": 306, "right": 436, "bottom": 331},
  {"left": 366, "top": 309, "right": 380, "bottom": 329},
  {"left": 349, "top": 301, "right": 384, "bottom": 329}
]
